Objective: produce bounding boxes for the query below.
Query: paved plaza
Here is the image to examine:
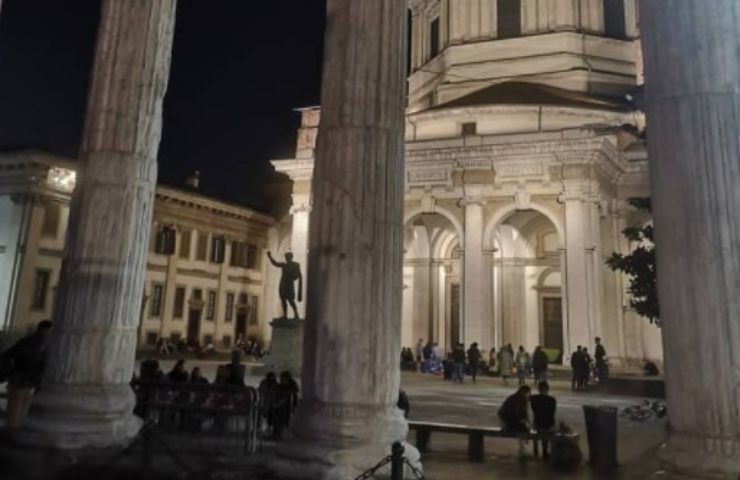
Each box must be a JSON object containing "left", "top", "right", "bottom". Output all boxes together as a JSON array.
[{"left": 134, "top": 359, "right": 668, "bottom": 479}]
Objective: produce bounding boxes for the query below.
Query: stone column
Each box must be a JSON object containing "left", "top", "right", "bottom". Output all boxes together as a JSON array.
[
  {"left": 462, "top": 193, "right": 488, "bottom": 350},
  {"left": 561, "top": 185, "right": 592, "bottom": 354},
  {"left": 288, "top": 0, "right": 415, "bottom": 477},
  {"left": 640, "top": 2, "right": 740, "bottom": 477},
  {"left": 22, "top": 0, "right": 177, "bottom": 449},
  {"left": 289, "top": 195, "right": 311, "bottom": 319}
]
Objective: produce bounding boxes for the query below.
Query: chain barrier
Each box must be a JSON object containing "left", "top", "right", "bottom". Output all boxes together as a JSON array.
[{"left": 353, "top": 442, "right": 425, "bottom": 480}]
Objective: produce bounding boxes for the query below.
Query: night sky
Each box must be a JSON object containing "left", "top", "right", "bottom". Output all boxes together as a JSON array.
[{"left": 0, "top": 0, "right": 327, "bottom": 215}]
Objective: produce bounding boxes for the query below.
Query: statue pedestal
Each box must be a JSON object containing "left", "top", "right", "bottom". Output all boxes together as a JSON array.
[{"left": 258, "top": 318, "right": 304, "bottom": 377}]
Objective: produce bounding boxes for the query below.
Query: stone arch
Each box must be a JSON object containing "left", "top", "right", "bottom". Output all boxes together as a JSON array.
[
  {"left": 483, "top": 202, "right": 564, "bottom": 250},
  {"left": 404, "top": 204, "right": 464, "bottom": 242}
]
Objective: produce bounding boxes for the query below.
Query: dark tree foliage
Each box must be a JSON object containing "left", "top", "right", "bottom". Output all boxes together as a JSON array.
[{"left": 606, "top": 198, "right": 660, "bottom": 325}]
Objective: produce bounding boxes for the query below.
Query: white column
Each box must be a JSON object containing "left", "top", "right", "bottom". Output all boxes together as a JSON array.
[
  {"left": 641, "top": 1, "right": 740, "bottom": 477},
  {"left": 561, "top": 186, "right": 592, "bottom": 354},
  {"left": 288, "top": 0, "right": 417, "bottom": 477},
  {"left": 462, "top": 193, "right": 489, "bottom": 350},
  {"left": 22, "top": 0, "right": 177, "bottom": 449},
  {"left": 290, "top": 195, "right": 310, "bottom": 319}
]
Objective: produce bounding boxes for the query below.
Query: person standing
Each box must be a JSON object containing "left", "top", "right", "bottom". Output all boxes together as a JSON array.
[
  {"left": 467, "top": 342, "right": 482, "bottom": 383},
  {"left": 498, "top": 344, "right": 513, "bottom": 385},
  {"left": 0, "top": 320, "right": 53, "bottom": 429},
  {"left": 415, "top": 338, "right": 424, "bottom": 371},
  {"left": 452, "top": 343, "right": 466, "bottom": 383},
  {"left": 488, "top": 347, "right": 497, "bottom": 376},
  {"left": 530, "top": 381, "right": 557, "bottom": 459},
  {"left": 580, "top": 347, "right": 592, "bottom": 388},
  {"left": 515, "top": 345, "right": 531, "bottom": 387},
  {"left": 594, "top": 337, "right": 607, "bottom": 382},
  {"left": 570, "top": 346, "right": 583, "bottom": 390},
  {"left": 531, "top": 346, "right": 549, "bottom": 384}
]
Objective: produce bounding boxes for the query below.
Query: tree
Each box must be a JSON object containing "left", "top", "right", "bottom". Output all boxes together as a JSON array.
[{"left": 606, "top": 198, "right": 660, "bottom": 325}]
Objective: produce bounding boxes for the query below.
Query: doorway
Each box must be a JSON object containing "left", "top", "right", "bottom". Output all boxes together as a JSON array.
[
  {"left": 542, "top": 297, "right": 563, "bottom": 352},
  {"left": 235, "top": 311, "right": 247, "bottom": 342},
  {"left": 187, "top": 309, "right": 201, "bottom": 345}
]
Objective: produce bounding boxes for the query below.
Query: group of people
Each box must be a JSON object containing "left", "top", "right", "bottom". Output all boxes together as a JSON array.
[
  {"left": 236, "top": 335, "right": 267, "bottom": 361},
  {"left": 493, "top": 344, "right": 551, "bottom": 386},
  {"left": 570, "top": 337, "right": 608, "bottom": 390},
  {"left": 257, "top": 371, "right": 300, "bottom": 440},
  {"left": 156, "top": 337, "right": 217, "bottom": 358}
]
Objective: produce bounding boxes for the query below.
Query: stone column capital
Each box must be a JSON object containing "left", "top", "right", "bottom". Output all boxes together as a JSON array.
[{"left": 290, "top": 203, "right": 312, "bottom": 215}]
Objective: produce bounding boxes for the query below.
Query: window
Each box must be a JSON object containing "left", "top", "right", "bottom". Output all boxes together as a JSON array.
[
  {"left": 170, "top": 332, "right": 182, "bottom": 343},
  {"left": 206, "top": 290, "right": 216, "bottom": 321},
  {"left": 247, "top": 244, "right": 259, "bottom": 269},
  {"left": 203, "top": 334, "right": 213, "bottom": 346},
  {"left": 230, "top": 241, "right": 250, "bottom": 268},
  {"left": 247, "top": 295, "right": 259, "bottom": 325},
  {"left": 150, "top": 283, "right": 164, "bottom": 317},
  {"left": 31, "top": 270, "right": 51, "bottom": 310},
  {"left": 145, "top": 332, "right": 158, "bottom": 346},
  {"left": 497, "top": 0, "right": 522, "bottom": 39},
  {"left": 196, "top": 233, "right": 208, "bottom": 261},
  {"left": 238, "top": 292, "right": 248, "bottom": 306},
  {"left": 429, "top": 17, "right": 440, "bottom": 58},
  {"left": 225, "top": 292, "right": 235, "bottom": 323},
  {"left": 210, "top": 236, "right": 225, "bottom": 264},
  {"left": 179, "top": 230, "right": 192, "bottom": 259},
  {"left": 603, "top": 0, "right": 626, "bottom": 39},
  {"left": 193, "top": 288, "right": 203, "bottom": 301},
  {"left": 222, "top": 335, "right": 232, "bottom": 348},
  {"left": 461, "top": 122, "right": 477, "bottom": 136},
  {"left": 173, "top": 286, "right": 186, "bottom": 319},
  {"left": 154, "top": 226, "right": 176, "bottom": 255},
  {"left": 41, "top": 203, "right": 60, "bottom": 238}
]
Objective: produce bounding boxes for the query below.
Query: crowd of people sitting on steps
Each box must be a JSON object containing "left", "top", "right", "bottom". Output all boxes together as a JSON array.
[{"left": 154, "top": 334, "right": 268, "bottom": 361}]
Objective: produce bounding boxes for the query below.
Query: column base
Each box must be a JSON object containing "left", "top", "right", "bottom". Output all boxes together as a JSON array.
[
  {"left": 657, "top": 431, "right": 740, "bottom": 479},
  {"left": 16, "top": 384, "right": 141, "bottom": 450},
  {"left": 275, "top": 401, "right": 422, "bottom": 479}
]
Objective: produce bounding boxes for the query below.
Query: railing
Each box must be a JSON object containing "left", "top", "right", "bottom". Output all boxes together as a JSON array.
[
  {"left": 355, "top": 442, "right": 425, "bottom": 480},
  {"left": 131, "top": 380, "right": 261, "bottom": 455}
]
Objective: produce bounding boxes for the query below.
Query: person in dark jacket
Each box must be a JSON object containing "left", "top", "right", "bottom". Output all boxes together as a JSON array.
[
  {"left": 0, "top": 320, "right": 52, "bottom": 429},
  {"left": 498, "top": 385, "right": 532, "bottom": 455},
  {"left": 167, "top": 359, "right": 189, "bottom": 383},
  {"left": 530, "top": 381, "right": 557, "bottom": 459},
  {"left": 570, "top": 346, "right": 583, "bottom": 390},
  {"left": 531, "top": 346, "right": 549, "bottom": 384},
  {"left": 190, "top": 367, "right": 209, "bottom": 385},
  {"left": 467, "top": 342, "right": 482, "bottom": 383},
  {"left": 451, "top": 343, "right": 466, "bottom": 383},
  {"left": 594, "top": 337, "right": 607, "bottom": 382}
]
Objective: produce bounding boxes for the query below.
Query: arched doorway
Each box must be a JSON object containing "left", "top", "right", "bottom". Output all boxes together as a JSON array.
[
  {"left": 490, "top": 210, "right": 564, "bottom": 359},
  {"left": 402, "top": 213, "right": 461, "bottom": 351}
]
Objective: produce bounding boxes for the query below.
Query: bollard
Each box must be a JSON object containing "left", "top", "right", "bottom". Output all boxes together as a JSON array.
[{"left": 391, "top": 442, "right": 405, "bottom": 480}]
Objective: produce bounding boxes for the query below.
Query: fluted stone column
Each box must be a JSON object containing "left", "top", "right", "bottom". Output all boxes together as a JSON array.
[
  {"left": 287, "top": 0, "right": 416, "bottom": 477},
  {"left": 641, "top": 2, "right": 740, "bottom": 478},
  {"left": 22, "top": 0, "right": 177, "bottom": 449},
  {"left": 462, "top": 192, "right": 488, "bottom": 350}
]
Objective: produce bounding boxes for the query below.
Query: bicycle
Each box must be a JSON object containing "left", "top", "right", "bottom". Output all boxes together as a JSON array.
[{"left": 620, "top": 400, "right": 667, "bottom": 422}]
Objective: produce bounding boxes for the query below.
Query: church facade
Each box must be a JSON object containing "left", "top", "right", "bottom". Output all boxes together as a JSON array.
[{"left": 272, "top": 0, "right": 662, "bottom": 368}]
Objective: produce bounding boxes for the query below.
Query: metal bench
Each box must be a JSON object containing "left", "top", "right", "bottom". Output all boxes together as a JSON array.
[{"left": 408, "top": 420, "right": 578, "bottom": 462}]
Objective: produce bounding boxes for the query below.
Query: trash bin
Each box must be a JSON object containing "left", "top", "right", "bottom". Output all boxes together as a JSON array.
[{"left": 582, "top": 405, "right": 618, "bottom": 470}]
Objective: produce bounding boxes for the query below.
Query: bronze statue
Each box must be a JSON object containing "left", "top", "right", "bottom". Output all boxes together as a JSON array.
[{"left": 267, "top": 251, "right": 302, "bottom": 319}]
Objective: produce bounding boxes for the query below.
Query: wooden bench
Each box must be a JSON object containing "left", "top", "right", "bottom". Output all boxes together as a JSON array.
[{"left": 408, "top": 420, "right": 579, "bottom": 462}]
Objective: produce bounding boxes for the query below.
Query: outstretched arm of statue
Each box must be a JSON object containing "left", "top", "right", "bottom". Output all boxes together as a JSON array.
[
  {"left": 297, "top": 271, "right": 303, "bottom": 303},
  {"left": 267, "top": 251, "right": 284, "bottom": 267}
]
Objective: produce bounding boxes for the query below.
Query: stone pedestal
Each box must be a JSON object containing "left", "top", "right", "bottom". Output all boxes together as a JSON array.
[
  {"left": 641, "top": 1, "right": 740, "bottom": 478},
  {"left": 20, "top": 0, "right": 177, "bottom": 450},
  {"left": 281, "top": 0, "right": 419, "bottom": 478},
  {"left": 259, "top": 318, "right": 304, "bottom": 377}
]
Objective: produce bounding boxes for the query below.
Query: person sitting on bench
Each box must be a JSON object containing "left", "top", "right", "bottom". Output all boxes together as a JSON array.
[
  {"left": 530, "top": 381, "right": 557, "bottom": 459},
  {"left": 498, "top": 385, "right": 531, "bottom": 455}
]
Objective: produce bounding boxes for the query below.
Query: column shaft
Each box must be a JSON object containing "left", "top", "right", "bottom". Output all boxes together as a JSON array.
[
  {"left": 563, "top": 194, "right": 592, "bottom": 353},
  {"left": 462, "top": 198, "right": 488, "bottom": 350},
  {"left": 641, "top": 1, "right": 740, "bottom": 477},
  {"left": 290, "top": 0, "right": 415, "bottom": 477},
  {"left": 24, "top": 0, "right": 177, "bottom": 449}
]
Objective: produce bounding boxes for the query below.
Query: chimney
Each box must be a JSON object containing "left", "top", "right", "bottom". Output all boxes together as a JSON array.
[{"left": 186, "top": 170, "right": 200, "bottom": 189}]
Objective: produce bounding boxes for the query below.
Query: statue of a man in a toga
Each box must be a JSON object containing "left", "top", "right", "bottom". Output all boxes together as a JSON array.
[{"left": 267, "top": 251, "right": 302, "bottom": 319}]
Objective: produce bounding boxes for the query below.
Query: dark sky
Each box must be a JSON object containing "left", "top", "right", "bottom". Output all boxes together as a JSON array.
[{"left": 0, "top": 0, "right": 326, "bottom": 215}]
